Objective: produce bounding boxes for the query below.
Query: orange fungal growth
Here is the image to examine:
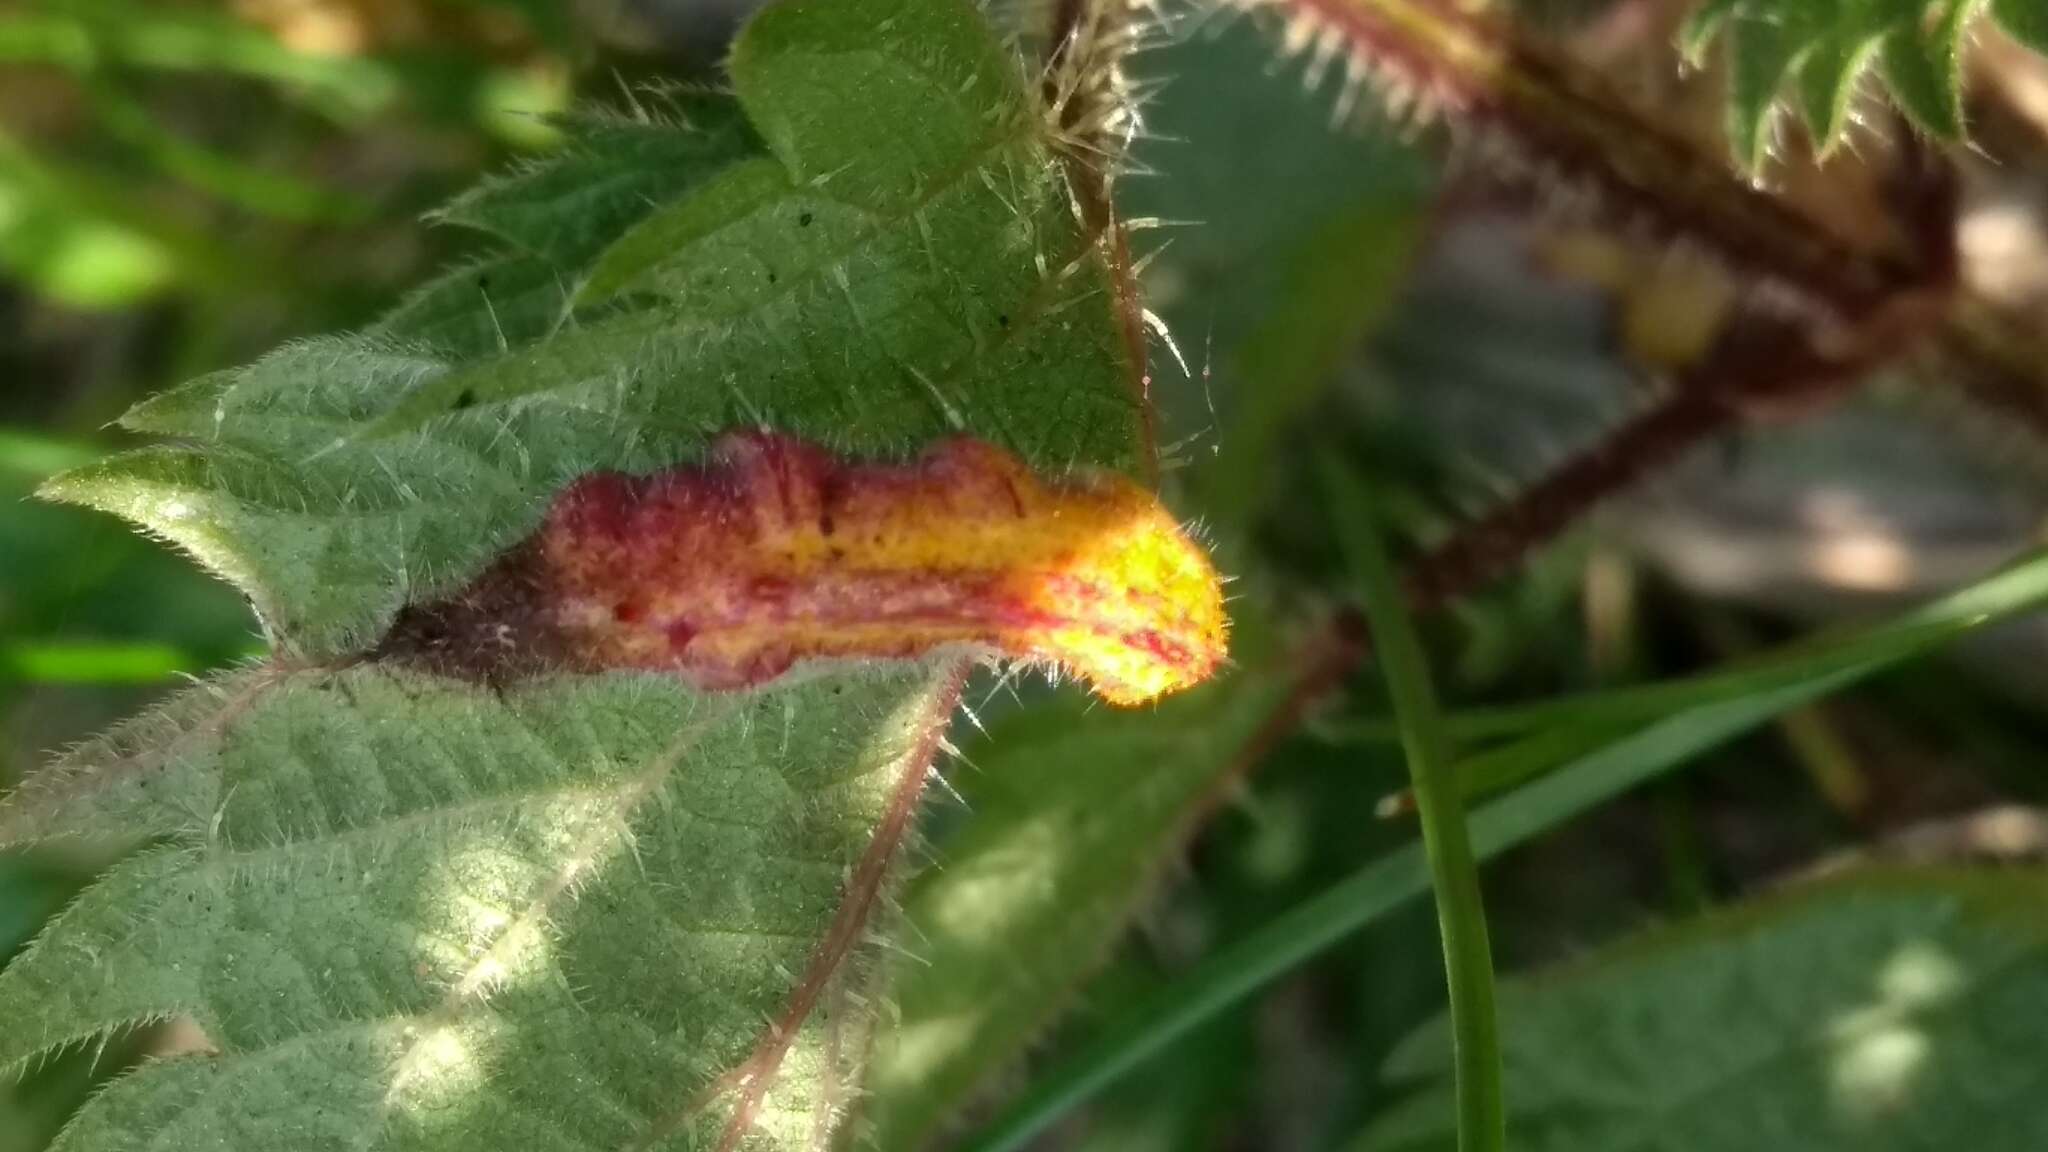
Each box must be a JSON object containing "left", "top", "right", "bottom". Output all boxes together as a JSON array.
[{"left": 382, "top": 431, "right": 1227, "bottom": 706}]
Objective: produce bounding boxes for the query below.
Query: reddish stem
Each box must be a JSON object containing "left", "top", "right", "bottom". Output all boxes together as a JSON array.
[{"left": 712, "top": 666, "right": 965, "bottom": 1151}]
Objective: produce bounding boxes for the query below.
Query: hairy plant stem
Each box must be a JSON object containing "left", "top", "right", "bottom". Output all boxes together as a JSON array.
[
  {"left": 713, "top": 666, "right": 966, "bottom": 1151},
  {"left": 1247, "top": 0, "right": 2048, "bottom": 439},
  {"left": 630, "top": 665, "right": 968, "bottom": 1152},
  {"left": 1044, "top": 0, "right": 1161, "bottom": 477},
  {"left": 1403, "top": 299, "right": 1925, "bottom": 609}
]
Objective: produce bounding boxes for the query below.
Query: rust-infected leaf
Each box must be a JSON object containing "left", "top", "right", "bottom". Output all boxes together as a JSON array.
[{"left": 380, "top": 431, "right": 1227, "bottom": 706}]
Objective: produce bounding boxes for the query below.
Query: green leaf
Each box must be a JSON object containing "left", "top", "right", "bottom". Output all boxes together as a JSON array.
[
  {"left": 1360, "top": 869, "right": 2048, "bottom": 1152},
  {"left": 0, "top": 849, "right": 148, "bottom": 1152},
  {"left": 852, "top": 21, "right": 1432, "bottom": 1144},
  {"left": 0, "top": 662, "right": 960, "bottom": 1150},
  {"left": 373, "top": 254, "right": 572, "bottom": 361},
  {"left": 1721, "top": 10, "right": 1814, "bottom": 172},
  {"left": 729, "top": 0, "right": 1022, "bottom": 207},
  {"left": 1792, "top": 33, "right": 1876, "bottom": 147},
  {"left": 950, "top": 547, "right": 2048, "bottom": 1152},
  {"left": 2, "top": 0, "right": 1152, "bottom": 1148},
  {"left": 1681, "top": 0, "right": 2035, "bottom": 169},
  {"left": 856, "top": 654, "right": 1300, "bottom": 1149},
  {"left": 1876, "top": 0, "right": 1977, "bottom": 139},
  {"left": 44, "top": 0, "right": 1140, "bottom": 660},
  {"left": 375, "top": 103, "right": 764, "bottom": 360},
  {"left": 429, "top": 104, "right": 762, "bottom": 271}
]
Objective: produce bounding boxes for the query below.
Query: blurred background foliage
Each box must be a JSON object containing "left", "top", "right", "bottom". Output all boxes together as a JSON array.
[{"left": 7, "top": 0, "right": 2048, "bottom": 1149}]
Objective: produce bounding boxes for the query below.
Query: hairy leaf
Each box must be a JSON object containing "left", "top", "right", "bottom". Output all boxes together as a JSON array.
[
  {"left": 1683, "top": 0, "right": 2048, "bottom": 170},
  {"left": 1361, "top": 868, "right": 2048, "bottom": 1151},
  {"left": 0, "top": 663, "right": 959, "bottom": 1150},
  {"left": 375, "top": 101, "right": 765, "bottom": 359},
  {"left": 848, "top": 20, "right": 1435, "bottom": 1142},
  {"left": 856, "top": 658, "right": 1301, "bottom": 1149},
  {"left": 44, "top": 0, "right": 1142, "bottom": 660},
  {"left": 2, "top": 0, "right": 1157, "bottom": 1148}
]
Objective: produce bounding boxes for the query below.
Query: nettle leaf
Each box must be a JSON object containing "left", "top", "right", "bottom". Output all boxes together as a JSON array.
[
  {"left": 855, "top": 662, "right": 1297, "bottom": 1149},
  {"left": 1682, "top": 0, "right": 2048, "bottom": 171},
  {"left": 1362, "top": 869, "right": 2048, "bottom": 1152},
  {"left": 376, "top": 100, "right": 766, "bottom": 358},
  {"left": 43, "top": 0, "right": 1142, "bottom": 660},
  {"left": 846, "top": 21, "right": 1435, "bottom": 1141},
  {"left": 0, "top": 663, "right": 958, "bottom": 1151},
  {"left": 1, "top": 0, "right": 1163, "bottom": 1148}
]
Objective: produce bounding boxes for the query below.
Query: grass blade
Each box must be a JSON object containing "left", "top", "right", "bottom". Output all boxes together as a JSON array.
[
  {"left": 1323, "top": 458, "right": 1503, "bottom": 1152},
  {"left": 955, "top": 547, "right": 2048, "bottom": 1152}
]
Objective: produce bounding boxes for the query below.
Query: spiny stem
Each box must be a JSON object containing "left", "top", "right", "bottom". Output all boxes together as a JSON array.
[
  {"left": 1404, "top": 288, "right": 1922, "bottom": 610},
  {"left": 1044, "top": 0, "right": 1140, "bottom": 226},
  {"left": 631, "top": 665, "right": 967, "bottom": 1152},
  {"left": 1251, "top": 0, "right": 1918, "bottom": 312},
  {"left": 1246, "top": 0, "right": 2048, "bottom": 448},
  {"left": 1942, "top": 301, "right": 2048, "bottom": 444},
  {"left": 1401, "top": 123, "right": 1958, "bottom": 608},
  {"left": 1403, "top": 387, "right": 1728, "bottom": 610},
  {"left": 712, "top": 666, "right": 966, "bottom": 1151},
  {"left": 1042, "top": 0, "right": 1161, "bottom": 476}
]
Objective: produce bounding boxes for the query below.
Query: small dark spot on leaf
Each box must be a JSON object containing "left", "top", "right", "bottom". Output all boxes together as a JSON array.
[
  {"left": 453, "top": 389, "right": 477, "bottom": 411},
  {"left": 477, "top": 275, "right": 492, "bottom": 290},
  {"left": 767, "top": 271, "right": 778, "bottom": 285},
  {"left": 997, "top": 314, "right": 1010, "bottom": 328},
  {"left": 798, "top": 211, "right": 814, "bottom": 227}
]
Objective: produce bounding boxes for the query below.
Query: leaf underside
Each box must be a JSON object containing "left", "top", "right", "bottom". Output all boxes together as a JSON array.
[{"left": 1, "top": 0, "right": 1148, "bottom": 1148}]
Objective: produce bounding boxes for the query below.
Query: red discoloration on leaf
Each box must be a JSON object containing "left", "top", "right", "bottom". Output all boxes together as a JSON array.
[{"left": 381, "top": 431, "right": 1226, "bottom": 706}]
